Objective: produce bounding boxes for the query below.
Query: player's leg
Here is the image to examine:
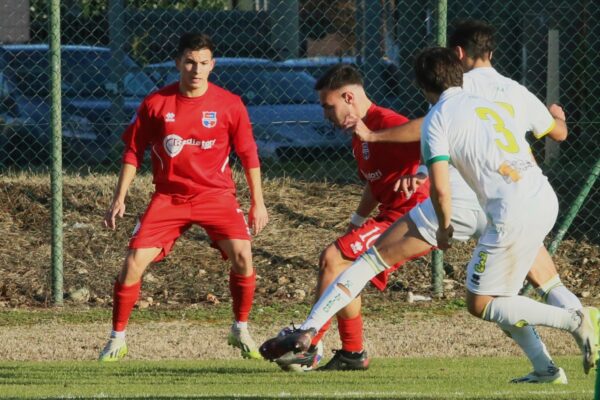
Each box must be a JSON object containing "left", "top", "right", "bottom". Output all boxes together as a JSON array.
[
  {"left": 312, "top": 243, "right": 362, "bottom": 349},
  {"left": 204, "top": 194, "right": 261, "bottom": 360},
  {"left": 465, "top": 223, "right": 600, "bottom": 375},
  {"left": 527, "top": 246, "right": 582, "bottom": 310},
  {"left": 99, "top": 247, "right": 161, "bottom": 362},
  {"left": 219, "top": 239, "right": 261, "bottom": 359},
  {"left": 259, "top": 216, "right": 432, "bottom": 362},
  {"left": 100, "top": 193, "right": 189, "bottom": 362},
  {"left": 306, "top": 217, "right": 432, "bottom": 339}
]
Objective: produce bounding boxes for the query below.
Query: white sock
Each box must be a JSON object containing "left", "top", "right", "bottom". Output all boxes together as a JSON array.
[
  {"left": 110, "top": 330, "right": 126, "bottom": 339},
  {"left": 234, "top": 321, "right": 248, "bottom": 330},
  {"left": 498, "top": 323, "right": 556, "bottom": 374},
  {"left": 536, "top": 275, "right": 582, "bottom": 310},
  {"left": 300, "top": 247, "right": 389, "bottom": 331},
  {"left": 484, "top": 296, "right": 581, "bottom": 332}
]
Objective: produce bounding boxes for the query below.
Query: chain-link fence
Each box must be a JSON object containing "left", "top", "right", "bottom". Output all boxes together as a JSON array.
[{"left": 0, "top": 0, "right": 598, "bottom": 244}]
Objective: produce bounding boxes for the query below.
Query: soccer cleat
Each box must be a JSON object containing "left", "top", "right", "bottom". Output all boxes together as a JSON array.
[
  {"left": 275, "top": 341, "right": 324, "bottom": 372},
  {"left": 98, "top": 337, "right": 128, "bottom": 362},
  {"left": 227, "top": 325, "right": 262, "bottom": 360},
  {"left": 571, "top": 307, "right": 600, "bottom": 375},
  {"left": 318, "top": 349, "right": 369, "bottom": 371},
  {"left": 259, "top": 327, "right": 316, "bottom": 361},
  {"left": 510, "top": 367, "right": 568, "bottom": 384}
]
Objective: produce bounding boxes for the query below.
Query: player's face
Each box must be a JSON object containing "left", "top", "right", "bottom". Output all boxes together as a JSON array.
[
  {"left": 176, "top": 48, "right": 215, "bottom": 95},
  {"left": 319, "top": 88, "right": 354, "bottom": 128}
]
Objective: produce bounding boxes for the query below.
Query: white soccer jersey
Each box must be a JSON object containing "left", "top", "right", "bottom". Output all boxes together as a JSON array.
[
  {"left": 463, "top": 67, "right": 556, "bottom": 138},
  {"left": 422, "top": 87, "right": 550, "bottom": 225}
]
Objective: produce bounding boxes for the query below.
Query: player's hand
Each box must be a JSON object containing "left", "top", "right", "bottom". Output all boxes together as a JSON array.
[
  {"left": 548, "top": 103, "right": 566, "bottom": 121},
  {"left": 249, "top": 202, "right": 269, "bottom": 235},
  {"left": 436, "top": 225, "right": 454, "bottom": 250},
  {"left": 345, "top": 222, "right": 360, "bottom": 234},
  {"left": 394, "top": 172, "right": 428, "bottom": 198},
  {"left": 342, "top": 114, "right": 376, "bottom": 142},
  {"left": 104, "top": 198, "right": 126, "bottom": 230}
]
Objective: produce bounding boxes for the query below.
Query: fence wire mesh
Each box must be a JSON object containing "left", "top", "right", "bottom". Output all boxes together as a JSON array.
[{"left": 0, "top": 0, "right": 597, "bottom": 243}]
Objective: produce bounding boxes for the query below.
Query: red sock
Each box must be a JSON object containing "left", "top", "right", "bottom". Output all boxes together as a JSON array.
[
  {"left": 311, "top": 318, "right": 332, "bottom": 346},
  {"left": 338, "top": 314, "right": 364, "bottom": 352},
  {"left": 112, "top": 280, "right": 142, "bottom": 332},
  {"left": 229, "top": 270, "right": 256, "bottom": 322}
]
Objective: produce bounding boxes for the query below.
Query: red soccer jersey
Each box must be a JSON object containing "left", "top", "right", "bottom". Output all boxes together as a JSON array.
[
  {"left": 353, "top": 103, "right": 429, "bottom": 219},
  {"left": 121, "top": 82, "right": 260, "bottom": 195}
]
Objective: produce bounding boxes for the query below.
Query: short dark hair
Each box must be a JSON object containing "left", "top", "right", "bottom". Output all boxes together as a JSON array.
[
  {"left": 414, "top": 47, "right": 463, "bottom": 95},
  {"left": 448, "top": 19, "right": 495, "bottom": 60},
  {"left": 314, "top": 64, "right": 363, "bottom": 91},
  {"left": 176, "top": 32, "right": 215, "bottom": 58}
]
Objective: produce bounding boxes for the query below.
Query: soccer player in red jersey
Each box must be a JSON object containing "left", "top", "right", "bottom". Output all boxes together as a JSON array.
[
  {"left": 275, "top": 64, "right": 431, "bottom": 371},
  {"left": 98, "top": 32, "right": 268, "bottom": 361}
]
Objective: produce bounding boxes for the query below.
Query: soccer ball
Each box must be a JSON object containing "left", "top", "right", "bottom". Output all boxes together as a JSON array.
[{"left": 277, "top": 339, "right": 324, "bottom": 373}]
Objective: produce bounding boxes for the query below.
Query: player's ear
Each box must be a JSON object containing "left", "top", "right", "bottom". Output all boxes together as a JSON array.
[
  {"left": 454, "top": 46, "right": 465, "bottom": 60},
  {"left": 342, "top": 91, "right": 354, "bottom": 104}
]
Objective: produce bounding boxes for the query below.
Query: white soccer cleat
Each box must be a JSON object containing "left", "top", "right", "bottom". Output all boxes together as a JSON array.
[
  {"left": 227, "top": 325, "right": 262, "bottom": 360},
  {"left": 98, "top": 337, "right": 128, "bottom": 362},
  {"left": 510, "top": 367, "right": 568, "bottom": 384},
  {"left": 571, "top": 307, "right": 600, "bottom": 375}
]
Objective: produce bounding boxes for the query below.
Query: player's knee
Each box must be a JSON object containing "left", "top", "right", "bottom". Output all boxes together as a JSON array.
[
  {"left": 466, "top": 295, "right": 487, "bottom": 319},
  {"left": 121, "top": 254, "right": 147, "bottom": 283},
  {"left": 230, "top": 247, "right": 253, "bottom": 275},
  {"left": 318, "top": 245, "right": 341, "bottom": 275}
]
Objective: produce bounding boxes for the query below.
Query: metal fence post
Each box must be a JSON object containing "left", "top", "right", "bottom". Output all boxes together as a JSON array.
[
  {"left": 431, "top": 0, "right": 448, "bottom": 298},
  {"left": 548, "top": 158, "right": 600, "bottom": 255},
  {"left": 49, "top": 0, "right": 63, "bottom": 306}
]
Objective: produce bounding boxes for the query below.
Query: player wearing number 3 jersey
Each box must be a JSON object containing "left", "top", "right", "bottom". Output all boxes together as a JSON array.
[{"left": 415, "top": 47, "right": 599, "bottom": 378}]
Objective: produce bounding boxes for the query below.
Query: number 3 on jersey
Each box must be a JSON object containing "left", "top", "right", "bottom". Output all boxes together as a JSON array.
[{"left": 476, "top": 107, "right": 520, "bottom": 154}]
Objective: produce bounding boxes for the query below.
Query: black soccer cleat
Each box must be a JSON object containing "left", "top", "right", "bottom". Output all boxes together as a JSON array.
[
  {"left": 259, "top": 327, "right": 316, "bottom": 361},
  {"left": 318, "top": 349, "right": 370, "bottom": 371}
]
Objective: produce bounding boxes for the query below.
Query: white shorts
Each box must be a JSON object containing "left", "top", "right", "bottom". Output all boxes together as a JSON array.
[
  {"left": 408, "top": 198, "right": 487, "bottom": 246},
  {"left": 466, "top": 185, "right": 559, "bottom": 296}
]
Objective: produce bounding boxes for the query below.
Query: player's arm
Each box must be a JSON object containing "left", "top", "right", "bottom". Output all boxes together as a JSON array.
[
  {"left": 231, "top": 99, "right": 269, "bottom": 235},
  {"left": 545, "top": 103, "right": 568, "bottom": 141},
  {"left": 244, "top": 167, "right": 269, "bottom": 235},
  {"left": 105, "top": 102, "right": 149, "bottom": 230},
  {"left": 342, "top": 115, "right": 423, "bottom": 143},
  {"left": 428, "top": 160, "right": 453, "bottom": 250},
  {"left": 104, "top": 163, "right": 137, "bottom": 230},
  {"left": 523, "top": 89, "right": 568, "bottom": 142},
  {"left": 348, "top": 184, "right": 378, "bottom": 231}
]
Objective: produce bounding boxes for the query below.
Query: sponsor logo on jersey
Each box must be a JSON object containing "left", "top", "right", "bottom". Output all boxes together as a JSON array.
[
  {"left": 350, "top": 241, "right": 363, "bottom": 254},
  {"left": 202, "top": 111, "right": 217, "bottom": 128},
  {"left": 163, "top": 134, "right": 216, "bottom": 157},
  {"left": 362, "top": 142, "right": 370, "bottom": 160},
  {"left": 165, "top": 112, "right": 175, "bottom": 123},
  {"left": 360, "top": 169, "right": 383, "bottom": 182}
]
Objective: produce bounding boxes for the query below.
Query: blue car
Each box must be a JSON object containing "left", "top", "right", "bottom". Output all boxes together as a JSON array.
[
  {"left": 144, "top": 58, "right": 350, "bottom": 161},
  {"left": 0, "top": 44, "right": 156, "bottom": 166}
]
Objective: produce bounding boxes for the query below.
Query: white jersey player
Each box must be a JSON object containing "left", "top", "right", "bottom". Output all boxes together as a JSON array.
[{"left": 414, "top": 47, "right": 599, "bottom": 377}]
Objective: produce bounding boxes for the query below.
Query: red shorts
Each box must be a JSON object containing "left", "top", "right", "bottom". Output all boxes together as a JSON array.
[
  {"left": 129, "top": 192, "right": 250, "bottom": 262},
  {"left": 336, "top": 206, "right": 429, "bottom": 291}
]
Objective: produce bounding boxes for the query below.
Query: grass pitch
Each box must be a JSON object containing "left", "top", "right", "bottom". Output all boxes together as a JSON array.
[{"left": 0, "top": 356, "right": 594, "bottom": 399}]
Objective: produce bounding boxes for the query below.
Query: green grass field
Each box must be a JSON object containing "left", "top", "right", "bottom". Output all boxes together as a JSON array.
[{"left": 0, "top": 356, "right": 594, "bottom": 399}]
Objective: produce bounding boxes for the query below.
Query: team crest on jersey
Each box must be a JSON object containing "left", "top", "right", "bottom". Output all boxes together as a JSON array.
[
  {"left": 164, "top": 112, "right": 175, "bottom": 122},
  {"left": 362, "top": 142, "right": 370, "bottom": 160},
  {"left": 202, "top": 111, "right": 217, "bottom": 128}
]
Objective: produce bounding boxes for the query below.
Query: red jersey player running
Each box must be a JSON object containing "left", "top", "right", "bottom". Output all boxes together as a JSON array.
[
  {"left": 98, "top": 32, "right": 268, "bottom": 361},
  {"left": 274, "top": 64, "right": 430, "bottom": 371}
]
